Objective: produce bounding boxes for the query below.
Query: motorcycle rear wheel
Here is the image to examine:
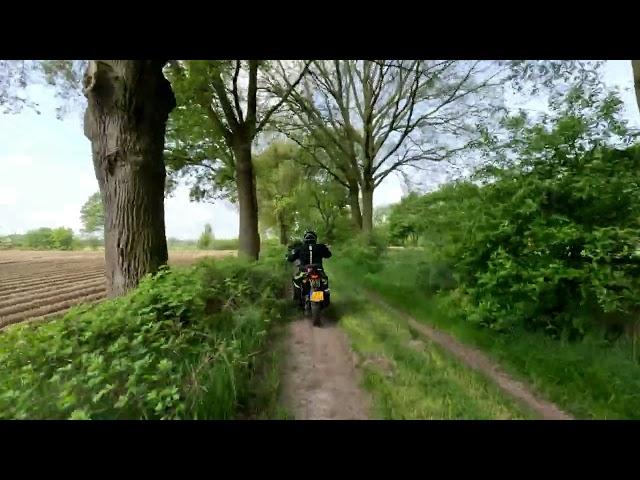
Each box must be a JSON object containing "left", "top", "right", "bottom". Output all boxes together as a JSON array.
[{"left": 311, "top": 302, "right": 322, "bottom": 327}]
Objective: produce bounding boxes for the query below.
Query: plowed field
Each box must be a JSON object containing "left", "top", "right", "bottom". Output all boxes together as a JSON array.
[{"left": 0, "top": 250, "right": 235, "bottom": 329}]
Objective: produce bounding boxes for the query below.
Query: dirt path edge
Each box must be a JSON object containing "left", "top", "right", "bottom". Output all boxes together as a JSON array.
[
  {"left": 279, "top": 318, "right": 372, "bottom": 420},
  {"left": 365, "top": 292, "right": 573, "bottom": 420}
]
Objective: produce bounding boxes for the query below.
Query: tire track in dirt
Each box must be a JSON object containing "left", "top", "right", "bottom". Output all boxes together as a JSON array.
[
  {"left": 280, "top": 318, "right": 372, "bottom": 420},
  {"left": 365, "top": 292, "right": 573, "bottom": 420}
]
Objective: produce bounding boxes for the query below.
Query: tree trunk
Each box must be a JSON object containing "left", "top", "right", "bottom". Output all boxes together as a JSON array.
[
  {"left": 361, "top": 182, "right": 374, "bottom": 235},
  {"left": 632, "top": 60, "right": 640, "bottom": 116},
  {"left": 83, "top": 60, "right": 175, "bottom": 297},
  {"left": 234, "top": 139, "right": 261, "bottom": 260},
  {"left": 278, "top": 211, "right": 289, "bottom": 246},
  {"left": 347, "top": 182, "right": 363, "bottom": 230}
]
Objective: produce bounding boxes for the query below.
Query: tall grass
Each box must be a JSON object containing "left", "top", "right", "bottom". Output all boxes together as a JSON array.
[
  {"left": 331, "top": 275, "right": 532, "bottom": 419},
  {"left": 334, "top": 250, "right": 640, "bottom": 419}
]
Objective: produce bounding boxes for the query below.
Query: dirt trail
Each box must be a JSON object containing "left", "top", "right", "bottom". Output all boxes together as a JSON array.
[
  {"left": 366, "top": 293, "right": 573, "bottom": 420},
  {"left": 280, "top": 318, "right": 372, "bottom": 420}
]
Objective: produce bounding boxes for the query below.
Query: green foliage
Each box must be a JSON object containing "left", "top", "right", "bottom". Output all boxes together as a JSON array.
[
  {"left": 255, "top": 141, "right": 304, "bottom": 244},
  {"left": 461, "top": 144, "right": 640, "bottom": 336},
  {"left": 211, "top": 238, "right": 240, "bottom": 250},
  {"left": 80, "top": 192, "right": 104, "bottom": 235},
  {"left": 23, "top": 227, "right": 74, "bottom": 250},
  {"left": 335, "top": 250, "right": 640, "bottom": 419},
  {"left": 416, "top": 260, "right": 457, "bottom": 294},
  {"left": 50, "top": 227, "right": 74, "bottom": 250},
  {"left": 254, "top": 141, "right": 351, "bottom": 245},
  {"left": 385, "top": 86, "right": 640, "bottom": 339},
  {"left": 0, "top": 258, "right": 289, "bottom": 419},
  {"left": 164, "top": 61, "right": 236, "bottom": 203},
  {"left": 0, "top": 233, "right": 25, "bottom": 249},
  {"left": 197, "top": 224, "right": 214, "bottom": 250},
  {"left": 333, "top": 275, "right": 531, "bottom": 419},
  {"left": 337, "top": 232, "right": 388, "bottom": 274}
]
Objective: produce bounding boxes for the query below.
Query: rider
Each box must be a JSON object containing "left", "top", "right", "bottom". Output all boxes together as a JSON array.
[{"left": 287, "top": 230, "right": 332, "bottom": 308}]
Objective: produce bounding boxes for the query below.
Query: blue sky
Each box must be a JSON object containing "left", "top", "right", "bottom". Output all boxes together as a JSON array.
[{"left": 0, "top": 61, "right": 637, "bottom": 239}]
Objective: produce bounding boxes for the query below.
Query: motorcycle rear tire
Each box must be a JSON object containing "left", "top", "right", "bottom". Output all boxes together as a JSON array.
[{"left": 311, "top": 302, "right": 322, "bottom": 327}]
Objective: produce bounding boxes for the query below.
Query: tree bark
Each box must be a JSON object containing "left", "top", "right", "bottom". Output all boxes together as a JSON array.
[
  {"left": 83, "top": 60, "right": 175, "bottom": 297},
  {"left": 632, "top": 60, "right": 640, "bottom": 116},
  {"left": 347, "top": 181, "right": 363, "bottom": 230},
  {"left": 361, "top": 182, "right": 374, "bottom": 235},
  {"left": 278, "top": 216, "right": 289, "bottom": 246},
  {"left": 233, "top": 138, "right": 261, "bottom": 259}
]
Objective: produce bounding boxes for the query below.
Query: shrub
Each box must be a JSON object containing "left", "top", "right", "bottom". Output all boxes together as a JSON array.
[
  {"left": 22, "top": 227, "right": 74, "bottom": 250},
  {"left": 339, "top": 232, "right": 388, "bottom": 274},
  {"left": 416, "top": 259, "right": 457, "bottom": 294},
  {"left": 197, "top": 224, "right": 214, "bottom": 250},
  {"left": 0, "top": 257, "right": 288, "bottom": 419},
  {"left": 212, "top": 238, "right": 240, "bottom": 250}
]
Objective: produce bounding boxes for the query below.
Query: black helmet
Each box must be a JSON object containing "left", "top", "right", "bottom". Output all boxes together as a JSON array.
[{"left": 303, "top": 230, "right": 317, "bottom": 244}]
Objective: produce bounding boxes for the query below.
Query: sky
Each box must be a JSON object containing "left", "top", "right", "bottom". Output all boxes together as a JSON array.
[{"left": 0, "top": 61, "right": 638, "bottom": 239}]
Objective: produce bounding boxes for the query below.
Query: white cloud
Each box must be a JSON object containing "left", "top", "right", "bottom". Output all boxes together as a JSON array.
[
  {"left": 0, "top": 187, "right": 18, "bottom": 206},
  {"left": 374, "top": 174, "right": 403, "bottom": 206},
  {"left": 0, "top": 154, "right": 33, "bottom": 167},
  {"left": 28, "top": 203, "right": 82, "bottom": 231},
  {"left": 165, "top": 186, "right": 239, "bottom": 239}
]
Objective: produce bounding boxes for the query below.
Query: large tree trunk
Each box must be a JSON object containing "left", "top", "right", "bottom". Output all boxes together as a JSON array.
[
  {"left": 83, "top": 60, "right": 175, "bottom": 297},
  {"left": 347, "top": 181, "right": 363, "bottom": 231},
  {"left": 632, "top": 60, "right": 640, "bottom": 116},
  {"left": 234, "top": 139, "right": 261, "bottom": 260},
  {"left": 277, "top": 211, "right": 289, "bottom": 246},
  {"left": 361, "top": 182, "right": 374, "bottom": 235}
]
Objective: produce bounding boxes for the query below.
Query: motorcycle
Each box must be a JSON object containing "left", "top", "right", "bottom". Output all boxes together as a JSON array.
[{"left": 297, "top": 264, "right": 330, "bottom": 327}]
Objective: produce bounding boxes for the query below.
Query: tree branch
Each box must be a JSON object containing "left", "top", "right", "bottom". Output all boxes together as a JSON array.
[
  {"left": 256, "top": 60, "right": 312, "bottom": 135},
  {"left": 246, "top": 60, "right": 259, "bottom": 133},
  {"left": 232, "top": 60, "right": 244, "bottom": 123},
  {"left": 210, "top": 68, "right": 239, "bottom": 132}
]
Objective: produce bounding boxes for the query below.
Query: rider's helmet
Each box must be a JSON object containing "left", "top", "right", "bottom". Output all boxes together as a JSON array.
[{"left": 303, "top": 230, "right": 318, "bottom": 245}]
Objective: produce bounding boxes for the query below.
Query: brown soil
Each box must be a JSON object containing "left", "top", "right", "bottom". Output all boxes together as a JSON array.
[
  {"left": 280, "top": 318, "right": 372, "bottom": 420},
  {"left": 0, "top": 249, "right": 235, "bottom": 329},
  {"left": 366, "top": 292, "right": 573, "bottom": 420}
]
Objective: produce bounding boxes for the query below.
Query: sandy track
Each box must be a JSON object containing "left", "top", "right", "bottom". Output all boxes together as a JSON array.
[{"left": 280, "top": 318, "right": 372, "bottom": 420}]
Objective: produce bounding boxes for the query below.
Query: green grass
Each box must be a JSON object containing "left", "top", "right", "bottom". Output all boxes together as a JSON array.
[
  {"left": 333, "top": 250, "right": 640, "bottom": 419},
  {"left": 330, "top": 274, "right": 532, "bottom": 419},
  {"left": 239, "top": 323, "right": 293, "bottom": 420}
]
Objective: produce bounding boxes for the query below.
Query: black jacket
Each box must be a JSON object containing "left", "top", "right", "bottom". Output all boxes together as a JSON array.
[{"left": 287, "top": 242, "right": 332, "bottom": 268}]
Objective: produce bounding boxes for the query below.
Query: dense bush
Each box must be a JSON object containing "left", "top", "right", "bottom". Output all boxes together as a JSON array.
[
  {"left": 0, "top": 257, "right": 288, "bottom": 419},
  {"left": 211, "top": 238, "right": 240, "bottom": 250},
  {"left": 337, "top": 232, "right": 388, "bottom": 274},
  {"left": 22, "top": 227, "right": 74, "bottom": 250},
  {"left": 416, "top": 259, "right": 457, "bottom": 293},
  {"left": 385, "top": 87, "right": 640, "bottom": 339},
  {"left": 461, "top": 145, "right": 640, "bottom": 337}
]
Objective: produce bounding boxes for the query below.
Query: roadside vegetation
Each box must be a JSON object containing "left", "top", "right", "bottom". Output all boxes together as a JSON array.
[
  {"left": 0, "top": 251, "right": 291, "bottom": 419},
  {"left": 2, "top": 59, "right": 640, "bottom": 419}
]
